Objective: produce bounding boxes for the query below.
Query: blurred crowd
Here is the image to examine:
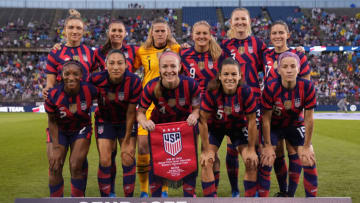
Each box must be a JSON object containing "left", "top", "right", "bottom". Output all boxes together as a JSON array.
[
  {"left": 0, "top": 53, "right": 46, "bottom": 103},
  {"left": 0, "top": 8, "right": 359, "bottom": 105}
]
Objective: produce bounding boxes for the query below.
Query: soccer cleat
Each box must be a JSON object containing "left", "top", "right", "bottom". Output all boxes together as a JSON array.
[
  {"left": 109, "top": 192, "right": 116, "bottom": 197},
  {"left": 232, "top": 191, "right": 240, "bottom": 197},
  {"left": 161, "top": 191, "right": 168, "bottom": 197},
  {"left": 274, "top": 191, "right": 288, "bottom": 197},
  {"left": 140, "top": 192, "right": 149, "bottom": 198}
]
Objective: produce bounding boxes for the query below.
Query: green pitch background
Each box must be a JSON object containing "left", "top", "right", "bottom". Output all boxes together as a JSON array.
[{"left": 0, "top": 113, "right": 359, "bottom": 202}]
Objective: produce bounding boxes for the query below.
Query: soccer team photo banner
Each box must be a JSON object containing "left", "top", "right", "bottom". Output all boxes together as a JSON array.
[{"left": 149, "top": 121, "right": 198, "bottom": 181}]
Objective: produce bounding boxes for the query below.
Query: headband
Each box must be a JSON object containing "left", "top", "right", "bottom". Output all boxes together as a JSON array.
[{"left": 159, "top": 51, "right": 180, "bottom": 62}]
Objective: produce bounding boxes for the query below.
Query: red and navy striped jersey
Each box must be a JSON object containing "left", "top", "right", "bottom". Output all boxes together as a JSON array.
[
  {"left": 220, "top": 36, "right": 267, "bottom": 97},
  {"left": 45, "top": 82, "right": 98, "bottom": 132},
  {"left": 201, "top": 84, "right": 257, "bottom": 129},
  {"left": 262, "top": 78, "right": 316, "bottom": 128},
  {"left": 46, "top": 44, "right": 96, "bottom": 82},
  {"left": 139, "top": 75, "right": 201, "bottom": 124},
  {"left": 94, "top": 43, "right": 138, "bottom": 72},
  {"left": 180, "top": 47, "right": 219, "bottom": 93},
  {"left": 90, "top": 69, "right": 142, "bottom": 124},
  {"left": 263, "top": 48, "right": 310, "bottom": 83}
]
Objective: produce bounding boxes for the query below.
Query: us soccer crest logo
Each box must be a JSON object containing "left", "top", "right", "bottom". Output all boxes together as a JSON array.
[{"left": 163, "top": 129, "right": 182, "bottom": 156}]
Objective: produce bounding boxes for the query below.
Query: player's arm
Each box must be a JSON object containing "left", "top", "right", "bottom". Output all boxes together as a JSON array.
[
  {"left": 42, "top": 74, "right": 56, "bottom": 100},
  {"left": 187, "top": 90, "right": 201, "bottom": 126},
  {"left": 124, "top": 103, "right": 137, "bottom": 140},
  {"left": 198, "top": 110, "right": 214, "bottom": 167},
  {"left": 242, "top": 112, "right": 258, "bottom": 169},
  {"left": 121, "top": 103, "right": 137, "bottom": 165},
  {"left": 260, "top": 109, "right": 275, "bottom": 167},
  {"left": 298, "top": 108, "right": 315, "bottom": 166},
  {"left": 47, "top": 113, "right": 63, "bottom": 172}
]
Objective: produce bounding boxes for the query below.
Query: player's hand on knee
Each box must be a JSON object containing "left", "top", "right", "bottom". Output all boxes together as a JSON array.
[
  {"left": 49, "top": 145, "right": 63, "bottom": 172},
  {"left": 298, "top": 145, "right": 316, "bottom": 166},
  {"left": 260, "top": 145, "right": 276, "bottom": 167},
  {"left": 200, "top": 151, "right": 215, "bottom": 167},
  {"left": 121, "top": 140, "right": 135, "bottom": 166},
  {"left": 242, "top": 147, "right": 258, "bottom": 169}
]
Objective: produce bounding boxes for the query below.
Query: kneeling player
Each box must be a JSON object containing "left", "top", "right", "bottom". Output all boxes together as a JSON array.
[{"left": 261, "top": 52, "right": 318, "bottom": 197}]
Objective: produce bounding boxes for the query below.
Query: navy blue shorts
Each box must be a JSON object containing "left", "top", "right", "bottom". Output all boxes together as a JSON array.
[
  {"left": 95, "top": 122, "right": 137, "bottom": 140},
  {"left": 270, "top": 126, "right": 305, "bottom": 147},
  {"left": 209, "top": 127, "right": 248, "bottom": 148},
  {"left": 46, "top": 125, "right": 92, "bottom": 147}
]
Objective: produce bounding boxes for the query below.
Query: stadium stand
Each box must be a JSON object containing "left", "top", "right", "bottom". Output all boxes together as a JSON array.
[{"left": 0, "top": 7, "right": 359, "bottom": 106}]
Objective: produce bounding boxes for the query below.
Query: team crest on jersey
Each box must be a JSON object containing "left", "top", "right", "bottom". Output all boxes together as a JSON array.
[
  {"left": 163, "top": 129, "right": 182, "bottom": 156},
  {"left": 224, "top": 106, "right": 232, "bottom": 115},
  {"left": 248, "top": 46, "right": 253, "bottom": 54},
  {"left": 69, "top": 104, "right": 77, "bottom": 113},
  {"left": 80, "top": 101, "right": 87, "bottom": 111},
  {"left": 284, "top": 100, "right": 292, "bottom": 110},
  {"left": 98, "top": 125, "right": 104, "bottom": 134},
  {"left": 208, "top": 60, "right": 213, "bottom": 69},
  {"left": 73, "top": 55, "right": 80, "bottom": 62},
  {"left": 124, "top": 52, "right": 129, "bottom": 59},
  {"left": 179, "top": 98, "right": 186, "bottom": 106},
  {"left": 118, "top": 92, "right": 124, "bottom": 101},
  {"left": 273, "top": 61, "right": 278, "bottom": 69},
  {"left": 238, "top": 46, "right": 245, "bottom": 55},
  {"left": 107, "top": 92, "right": 116, "bottom": 101},
  {"left": 295, "top": 98, "right": 301, "bottom": 108},
  {"left": 168, "top": 98, "right": 176, "bottom": 107},
  {"left": 234, "top": 104, "right": 240, "bottom": 112},
  {"left": 198, "top": 61, "right": 205, "bottom": 70}
]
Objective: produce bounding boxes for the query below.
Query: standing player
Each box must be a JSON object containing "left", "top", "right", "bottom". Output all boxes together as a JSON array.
[
  {"left": 262, "top": 20, "right": 311, "bottom": 197},
  {"left": 45, "top": 61, "right": 98, "bottom": 197},
  {"left": 199, "top": 58, "right": 258, "bottom": 197},
  {"left": 133, "top": 17, "right": 181, "bottom": 198},
  {"left": 51, "top": 20, "right": 139, "bottom": 196},
  {"left": 220, "top": 8, "right": 267, "bottom": 197},
  {"left": 137, "top": 51, "right": 200, "bottom": 197},
  {"left": 43, "top": 9, "right": 96, "bottom": 196},
  {"left": 337, "top": 97, "right": 349, "bottom": 112},
  {"left": 90, "top": 50, "right": 142, "bottom": 197},
  {"left": 180, "top": 20, "right": 223, "bottom": 193},
  {"left": 94, "top": 20, "right": 138, "bottom": 72},
  {"left": 93, "top": 20, "right": 138, "bottom": 197},
  {"left": 261, "top": 52, "right": 318, "bottom": 197}
]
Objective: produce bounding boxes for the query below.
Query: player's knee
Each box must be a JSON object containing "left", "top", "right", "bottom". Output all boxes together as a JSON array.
[
  {"left": 99, "top": 156, "right": 112, "bottom": 167},
  {"left": 244, "top": 166, "right": 257, "bottom": 178},
  {"left": 69, "top": 159, "right": 84, "bottom": 178},
  {"left": 137, "top": 138, "right": 149, "bottom": 154},
  {"left": 121, "top": 151, "right": 135, "bottom": 166}
]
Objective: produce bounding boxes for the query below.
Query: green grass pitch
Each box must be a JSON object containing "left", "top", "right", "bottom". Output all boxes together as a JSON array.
[{"left": 0, "top": 113, "right": 359, "bottom": 202}]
